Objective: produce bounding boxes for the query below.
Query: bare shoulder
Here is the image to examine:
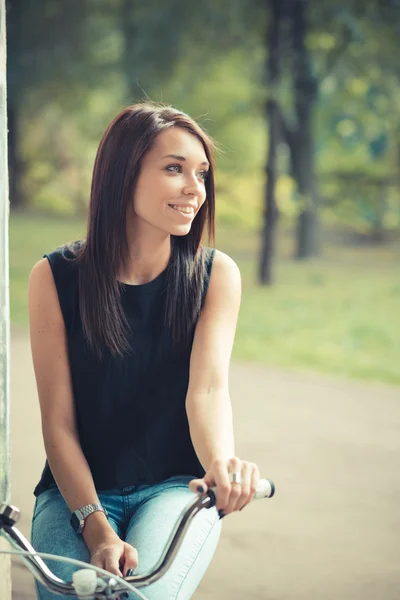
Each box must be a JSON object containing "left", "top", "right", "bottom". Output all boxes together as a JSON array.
[
  {"left": 29, "top": 257, "right": 53, "bottom": 284},
  {"left": 187, "top": 250, "right": 241, "bottom": 395},
  {"left": 212, "top": 249, "right": 240, "bottom": 275},
  {"left": 206, "top": 249, "right": 241, "bottom": 300},
  {"left": 28, "top": 258, "right": 62, "bottom": 324},
  {"left": 29, "top": 257, "right": 57, "bottom": 304},
  {"left": 28, "top": 259, "right": 76, "bottom": 431}
]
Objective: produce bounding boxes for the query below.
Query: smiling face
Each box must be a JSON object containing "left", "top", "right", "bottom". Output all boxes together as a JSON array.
[{"left": 129, "top": 126, "right": 210, "bottom": 238}]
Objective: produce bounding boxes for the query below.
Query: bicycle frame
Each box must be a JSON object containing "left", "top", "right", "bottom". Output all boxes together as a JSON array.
[
  {"left": 1, "top": 490, "right": 216, "bottom": 598},
  {"left": 0, "top": 479, "right": 274, "bottom": 599}
]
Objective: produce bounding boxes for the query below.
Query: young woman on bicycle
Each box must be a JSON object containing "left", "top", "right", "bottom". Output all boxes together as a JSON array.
[{"left": 28, "top": 102, "right": 261, "bottom": 600}]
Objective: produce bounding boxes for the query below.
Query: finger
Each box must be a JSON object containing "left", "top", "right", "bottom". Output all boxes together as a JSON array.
[
  {"left": 90, "top": 556, "right": 101, "bottom": 571},
  {"left": 90, "top": 554, "right": 121, "bottom": 577},
  {"left": 239, "top": 463, "right": 260, "bottom": 511},
  {"left": 188, "top": 478, "right": 208, "bottom": 495},
  {"left": 105, "top": 550, "right": 123, "bottom": 577},
  {"left": 249, "top": 462, "right": 260, "bottom": 502},
  {"left": 122, "top": 543, "right": 139, "bottom": 576},
  {"left": 224, "top": 457, "right": 244, "bottom": 514},
  {"left": 231, "top": 461, "right": 253, "bottom": 512},
  {"left": 210, "top": 458, "right": 231, "bottom": 512}
]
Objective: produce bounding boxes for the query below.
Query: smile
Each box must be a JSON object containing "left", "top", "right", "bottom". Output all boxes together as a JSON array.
[{"left": 168, "top": 205, "right": 195, "bottom": 215}]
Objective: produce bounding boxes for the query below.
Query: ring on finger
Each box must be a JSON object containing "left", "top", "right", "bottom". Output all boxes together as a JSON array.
[{"left": 229, "top": 471, "right": 242, "bottom": 484}]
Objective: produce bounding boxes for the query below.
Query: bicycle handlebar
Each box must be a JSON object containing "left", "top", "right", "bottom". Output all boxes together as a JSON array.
[{"left": 0, "top": 478, "right": 275, "bottom": 599}]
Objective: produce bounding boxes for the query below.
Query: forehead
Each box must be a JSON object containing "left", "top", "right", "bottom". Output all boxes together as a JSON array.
[{"left": 150, "top": 127, "right": 207, "bottom": 161}]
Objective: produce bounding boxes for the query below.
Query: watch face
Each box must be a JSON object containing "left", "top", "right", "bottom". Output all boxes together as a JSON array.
[{"left": 70, "top": 512, "right": 82, "bottom": 533}]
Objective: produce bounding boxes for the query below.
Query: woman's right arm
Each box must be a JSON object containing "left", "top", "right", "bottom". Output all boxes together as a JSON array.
[{"left": 28, "top": 258, "right": 138, "bottom": 575}]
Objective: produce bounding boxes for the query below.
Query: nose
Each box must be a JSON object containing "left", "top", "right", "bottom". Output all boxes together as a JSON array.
[{"left": 183, "top": 174, "right": 204, "bottom": 196}]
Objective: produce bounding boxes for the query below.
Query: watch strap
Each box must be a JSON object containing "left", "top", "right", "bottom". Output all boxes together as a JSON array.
[
  {"left": 71, "top": 503, "right": 108, "bottom": 534},
  {"left": 78, "top": 503, "right": 108, "bottom": 520}
]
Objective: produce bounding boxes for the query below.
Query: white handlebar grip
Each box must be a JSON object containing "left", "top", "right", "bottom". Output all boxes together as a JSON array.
[
  {"left": 72, "top": 569, "right": 98, "bottom": 597},
  {"left": 208, "top": 478, "right": 275, "bottom": 503},
  {"left": 254, "top": 478, "right": 275, "bottom": 499}
]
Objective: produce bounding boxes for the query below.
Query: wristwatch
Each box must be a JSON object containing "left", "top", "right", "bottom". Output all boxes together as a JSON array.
[{"left": 70, "top": 503, "right": 108, "bottom": 534}]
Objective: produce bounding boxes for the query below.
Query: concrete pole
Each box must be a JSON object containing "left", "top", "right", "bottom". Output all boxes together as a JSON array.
[{"left": 0, "top": 0, "right": 11, "bottom": 597}]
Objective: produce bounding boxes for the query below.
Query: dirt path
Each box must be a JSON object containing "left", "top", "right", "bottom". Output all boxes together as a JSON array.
[{"left": 9, "top": 329, "right": 400, "bottom": 600}]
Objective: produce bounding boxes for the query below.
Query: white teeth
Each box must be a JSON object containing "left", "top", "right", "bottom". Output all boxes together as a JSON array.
[{"left": 169, "top": 205, "right": 194, "bottom": 214}]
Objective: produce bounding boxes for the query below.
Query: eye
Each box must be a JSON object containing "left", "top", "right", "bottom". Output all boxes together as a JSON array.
[
  {"left": 165, "top": 164, "right": 182, "bottom": 173},
  {"left": 198, "top": 170, "right": 209, "bottom": 181},
  {"left": 165, "top": 164, "right": 209, "bottom": 181}
]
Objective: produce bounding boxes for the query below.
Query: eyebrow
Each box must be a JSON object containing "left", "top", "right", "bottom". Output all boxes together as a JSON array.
[{"left": 161, "top": 154, "right": 210, "bottom": 167}]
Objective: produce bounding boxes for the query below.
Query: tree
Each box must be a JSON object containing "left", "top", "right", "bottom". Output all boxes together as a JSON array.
[
  {"left": 259, "top": 0, "right": 284, "bottom": 284},
  {"left": 6, "top": 0, "right": 93, "bottom": 208},
  {"left": 290, "top": 0, "right": 319, "bottom": 258}
]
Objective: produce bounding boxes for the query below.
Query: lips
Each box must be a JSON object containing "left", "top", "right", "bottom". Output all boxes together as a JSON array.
[{"left": 168, "top": 204, "right": 196, "bottom": 215}]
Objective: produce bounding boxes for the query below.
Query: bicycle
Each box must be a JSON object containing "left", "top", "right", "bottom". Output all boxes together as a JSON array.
[{"left": 0, "top": 478, "right": 275, "bottom": 599}]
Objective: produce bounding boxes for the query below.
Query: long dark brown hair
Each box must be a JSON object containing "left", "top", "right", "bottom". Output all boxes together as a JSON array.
[{"left": 68, "top": 102, "right": 216, "bottom": 359}]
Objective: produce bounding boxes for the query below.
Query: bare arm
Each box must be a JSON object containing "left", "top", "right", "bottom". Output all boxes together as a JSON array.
[
  {"left": 28, "top": 258, "right": 115, "bottom": 551},
  {"left": 185, "top": 250, "right": 240, "bottom": 471},
  {"left": 186, "top": 250, "right": 260, "bottom": 515}
]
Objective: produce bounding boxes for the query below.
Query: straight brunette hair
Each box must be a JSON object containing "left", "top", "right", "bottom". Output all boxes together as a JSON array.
[{"left": 67, "top": 102, "right": 216, "bottom": 359}]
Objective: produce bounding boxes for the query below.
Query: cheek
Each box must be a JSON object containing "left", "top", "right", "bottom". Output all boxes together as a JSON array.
[
  {"left": 199, "top": 191, "right": 207, "bottom": 208},
  {"left": 133, "top": 175, "right": 164, "bottom": 210},
  {"left": 147, "top": 174, "right": 178, "bottom": 203}
]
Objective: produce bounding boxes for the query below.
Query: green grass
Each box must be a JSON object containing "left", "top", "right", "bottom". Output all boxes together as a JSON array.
[
  {"left": 10, "top": 213, "right": 400, "bottom": 385},
  {"left": 10, "top": 213, "right": 86, "bottom": 324}
]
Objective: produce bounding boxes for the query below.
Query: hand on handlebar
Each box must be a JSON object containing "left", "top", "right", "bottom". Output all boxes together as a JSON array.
[
  {"left": 89, "top": 532, "right": 138, "bottom": 578},
  {"left": 0, "top": 475, "right": 274, "bottom": 600},
  {"left": 189, "top": 456, "right": 261, "bottom": 517}
]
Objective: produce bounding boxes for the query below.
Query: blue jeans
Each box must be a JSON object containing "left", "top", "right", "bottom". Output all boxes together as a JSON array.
[{"left": 31, "top": 475, "right": 222, "bottom": 600}]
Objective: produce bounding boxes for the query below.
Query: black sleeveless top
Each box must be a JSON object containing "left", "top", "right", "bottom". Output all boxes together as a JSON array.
[{"left": 33, "top": 244, "right": 215, "bottom": 497}]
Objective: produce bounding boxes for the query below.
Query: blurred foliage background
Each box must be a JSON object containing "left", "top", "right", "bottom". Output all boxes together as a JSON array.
[{"left": 6, "top": 0, "right": 400, "bottom": 384}]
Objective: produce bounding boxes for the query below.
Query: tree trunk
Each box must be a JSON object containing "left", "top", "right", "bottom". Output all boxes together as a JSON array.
[
  {"left": 290, "top": 0, "right": 319, "bottom": 258},
  {"left": 120, "top": 0, "right": 137, "bottom": 102},
  {"left": 371, "top": 183, "right": 387, "bottom": 244},
  {"left": 259, "top": 0, "right": 283, "bottom": 285}
]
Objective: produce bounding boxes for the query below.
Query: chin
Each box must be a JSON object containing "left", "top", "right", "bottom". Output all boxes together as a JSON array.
[{"left": 170, "top": 224, "right": 193, "bottom": 236}]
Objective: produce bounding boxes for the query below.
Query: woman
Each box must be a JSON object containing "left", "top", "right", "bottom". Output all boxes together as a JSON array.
[{"left": 29, "top": 102, "right": 261, "bottom": 600}]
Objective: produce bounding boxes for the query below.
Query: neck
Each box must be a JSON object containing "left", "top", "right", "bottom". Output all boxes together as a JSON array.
[{"left": 118, "top": 221, "right": 171, "bottom": 286}]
